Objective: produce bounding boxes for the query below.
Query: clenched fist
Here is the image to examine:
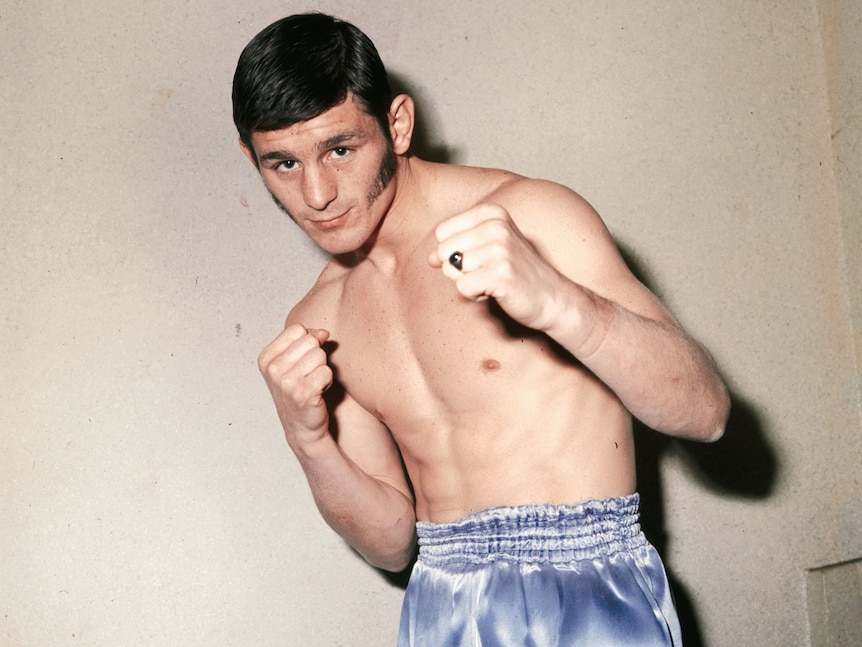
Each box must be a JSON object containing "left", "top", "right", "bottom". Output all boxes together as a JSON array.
[
  {"left": 258, "top": 323, "right": 334, "bottom": 448},
  {"left": 428, "top": 203, "right": 567, "bottom": 332}
]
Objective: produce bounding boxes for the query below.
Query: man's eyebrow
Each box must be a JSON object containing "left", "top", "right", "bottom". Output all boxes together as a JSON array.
[
  {"left": 258, "top": 149, "right": 294, "bottom": 163},
  {"left": 318, "top": 131, "right": 363, "bottom": 151}
]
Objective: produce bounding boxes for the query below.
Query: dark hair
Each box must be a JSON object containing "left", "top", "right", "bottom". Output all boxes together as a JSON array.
[{"left": 232, "top": 13, "right": 393, "bottom": 154}]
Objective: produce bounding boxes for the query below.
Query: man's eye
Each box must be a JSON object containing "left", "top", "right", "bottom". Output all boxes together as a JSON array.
[
  {"left": 333, "top": 147, "right": 350, "bottom": 158},
  {"left": 276, "top": 160, "right": 296, "bottom": 171}
]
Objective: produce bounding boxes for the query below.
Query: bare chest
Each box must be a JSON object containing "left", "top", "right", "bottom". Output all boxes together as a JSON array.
[{"left": 324, "top": 249, "right": 570, "bottom": 433}]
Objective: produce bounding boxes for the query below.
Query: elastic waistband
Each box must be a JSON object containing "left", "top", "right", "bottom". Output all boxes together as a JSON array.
[{"left": 416, "top": 494, "right": 646, "bottom": 566}]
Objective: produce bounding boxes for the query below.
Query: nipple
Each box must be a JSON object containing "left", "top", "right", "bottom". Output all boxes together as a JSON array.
[{"left": 481, "top": 358, "right": 502, "bottom": 373}]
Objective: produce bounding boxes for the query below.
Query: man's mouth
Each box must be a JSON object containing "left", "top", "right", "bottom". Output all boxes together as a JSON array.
[{"left": 310, "top": 211, "right": 348, "bottom": 231}]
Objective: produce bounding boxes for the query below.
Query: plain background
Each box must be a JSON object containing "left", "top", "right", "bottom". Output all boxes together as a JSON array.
[{"left": 2, "top": 1, "right": 859, "bottom": 645}]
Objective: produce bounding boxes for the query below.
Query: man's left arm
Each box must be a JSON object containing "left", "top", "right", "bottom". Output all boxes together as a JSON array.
[{"left": 430, "top": 179, "right": 730, "bottom": 441}]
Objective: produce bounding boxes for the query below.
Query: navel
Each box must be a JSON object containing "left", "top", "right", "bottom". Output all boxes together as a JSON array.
[{"left": 481, "top": 358, "right": 502, "bottom": 373}]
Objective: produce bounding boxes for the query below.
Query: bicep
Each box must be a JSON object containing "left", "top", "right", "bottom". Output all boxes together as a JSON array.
[{"left": 327, "top": 387, "right": 413, "bottom": 501}]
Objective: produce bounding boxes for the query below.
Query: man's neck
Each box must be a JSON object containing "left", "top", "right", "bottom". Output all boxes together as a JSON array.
[{"left": 354, "top": 156, "right": 430, "bottom": 267}]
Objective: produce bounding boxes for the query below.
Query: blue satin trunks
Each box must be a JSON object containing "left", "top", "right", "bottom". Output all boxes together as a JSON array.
[{"left": 398, "top": 494, "right": 681, "bottom": 646}]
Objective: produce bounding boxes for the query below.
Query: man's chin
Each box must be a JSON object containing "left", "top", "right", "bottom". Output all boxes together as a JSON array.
[{"left": 305, "top": 231, "right": 363, "bottom": 257}]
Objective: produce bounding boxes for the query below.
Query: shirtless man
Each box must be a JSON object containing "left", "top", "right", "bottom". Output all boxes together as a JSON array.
[{"left": 233, "top": 13, "right": 729, "bottom": 646}]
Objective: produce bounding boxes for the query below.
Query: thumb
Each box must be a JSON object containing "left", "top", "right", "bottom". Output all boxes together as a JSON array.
[
  {"left": 428, "top": 248, "right": 443, "bottom": 268},
  {"left": 307, "top": 328, "right": 331, "bottom": 344}
]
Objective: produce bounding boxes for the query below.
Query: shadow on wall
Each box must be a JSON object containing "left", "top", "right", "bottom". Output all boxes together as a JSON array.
[
  {"left": 622, "top": 245, "right": 780, "bottom": 646},
  {"left": 390, "top": 73, "right": 458, "bottom": 165},
  {"left": 635, "top": 396, "right": 778, "bottom": 646}
]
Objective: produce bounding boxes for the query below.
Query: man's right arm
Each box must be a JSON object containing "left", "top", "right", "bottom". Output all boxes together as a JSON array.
[{"left": 258, "top": 323, "right": 416, "bottom": 572}]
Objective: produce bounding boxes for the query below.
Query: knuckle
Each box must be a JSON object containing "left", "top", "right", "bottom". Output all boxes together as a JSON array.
[
  {"left": 257, "top": 347, "right": 274, "bottom": 372},
  {"left": 285, "top": 322, "right": 306, "bottom": 335}
]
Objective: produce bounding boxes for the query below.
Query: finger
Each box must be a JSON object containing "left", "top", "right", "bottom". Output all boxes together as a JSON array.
[
  {"left": 452, "top": 268, "right": 499, "bottom": 301},
  {"left": 433, "top": 203, "right": 505, "bottom": 243},
  {"left": 431, "top": 244, "right": 475, "bottom": 273},
  {"left": 259, "top": 324, "right": 327, "bottom": 372},
  {"left": 292, "top": 340, "right": 330, "bottom": 375},
  {"left": 435, "top": 214, "right": 514, "bottom": 272},
  {"left": 430, "top": 208, "right": 491, "bottom": 269},
  {"left": 429, "top": 242, "right": 473, "bottom": 269},
  {"left": 432, "top": 229, "right": 480, "bottom": 275},
  {"left": 296, "top": 362, "right": 334, "bottom": 402},
  {"left": 308, "top": 363, "right": 334, "bottom": 396},
  {"left": 439, "top": 233, "right": 505, "bottom": 279},
  {"left": 265, "top": 338, "right": 331, "bottom": 398},
  {"left": 260, "top": 323, "right": 308, "bottom": 360},
  {"left": 439, "top": 249, "right": 484, "bottom": 281}
]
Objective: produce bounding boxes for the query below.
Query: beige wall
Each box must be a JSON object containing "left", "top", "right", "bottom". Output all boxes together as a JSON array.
[{"left": 2, "top": 1, "right": 859, "bottom": 645}]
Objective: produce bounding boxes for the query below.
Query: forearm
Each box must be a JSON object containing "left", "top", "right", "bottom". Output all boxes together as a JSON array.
[
  {"left": 293, "top": 433, "right": 417, "bottom": 571},
  {"left": 547, "top": 283, "right": 730, "bottom": 440}
]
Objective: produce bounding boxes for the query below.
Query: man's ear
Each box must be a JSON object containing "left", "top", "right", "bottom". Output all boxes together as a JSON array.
[
  {"left": 388, "top": 94, "right": 415, "bottom": 155},
  {"left": 239, "top": 138, "right": 259, "bottom": 169}
]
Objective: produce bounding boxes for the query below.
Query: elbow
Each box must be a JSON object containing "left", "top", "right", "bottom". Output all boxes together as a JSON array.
[
  {"left": 648, "top": 381, "right": 731, "bottom": 442},
  {"left": 378, "top": 553, "right": 415, "bottom": 574},
  {"left": 694, "top": 383, "right": 731, "bottom": 443},
  {"left": 700, "top": 417, "right": 726, "bottom": 443},
  {"left": 360, "top": 516, "right": 417, "bottom": 573},
  {"left": 366, "top": 537, "right": 417, "bottom": 573},
  {"left": 659, "top": 382, "right": 730, "bottom": 442}
]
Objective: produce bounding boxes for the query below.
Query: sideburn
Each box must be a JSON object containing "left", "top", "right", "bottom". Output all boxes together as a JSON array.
[{"left": 367, "top": 144, "right": 397, "bottom": 205}]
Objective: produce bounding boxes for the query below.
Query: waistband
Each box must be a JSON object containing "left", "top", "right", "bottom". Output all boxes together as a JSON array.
[{"left": 416, "top": 494, "right": 646, "bottom": 566}]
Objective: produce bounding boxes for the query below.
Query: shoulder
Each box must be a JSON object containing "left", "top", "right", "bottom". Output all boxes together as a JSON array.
[
  {"left": 491, "top": 177, "right": 616, "bottom": 256},
  {"left": 285, "top": 258, "right": 350, "bottom": 329},
  {"left": 421, "top": 161, "right": 523, "bottom": 212},
  {"left": 440, "top": 167, "right": 606, "bottom": 235},
  {"left": 490, "top": 177, "right": 632, "bottom": 295},
  {"left": 429, "top": 165, "right": 618, "bottom": 268},
  {"left": 492, "top": 177, "right": 603, "bottom": 226}
]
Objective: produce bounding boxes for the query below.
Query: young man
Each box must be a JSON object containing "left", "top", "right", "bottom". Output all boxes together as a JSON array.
[{"left": 233, "top": 13, "right": 729, "bottom": 646}]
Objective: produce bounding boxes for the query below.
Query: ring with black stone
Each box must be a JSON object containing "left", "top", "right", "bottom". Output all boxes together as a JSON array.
[{"left": 449, "top": 251, "right": 464, "bottom": 271}]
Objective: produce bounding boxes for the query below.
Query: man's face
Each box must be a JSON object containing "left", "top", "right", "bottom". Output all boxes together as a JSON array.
[{"left": 244, "top": 94, "right": 397, "bottom": 255}]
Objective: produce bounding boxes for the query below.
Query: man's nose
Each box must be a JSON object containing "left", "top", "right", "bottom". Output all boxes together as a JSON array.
[{"left": 302, "top": 166, "right": 337, "bottom": 211}]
